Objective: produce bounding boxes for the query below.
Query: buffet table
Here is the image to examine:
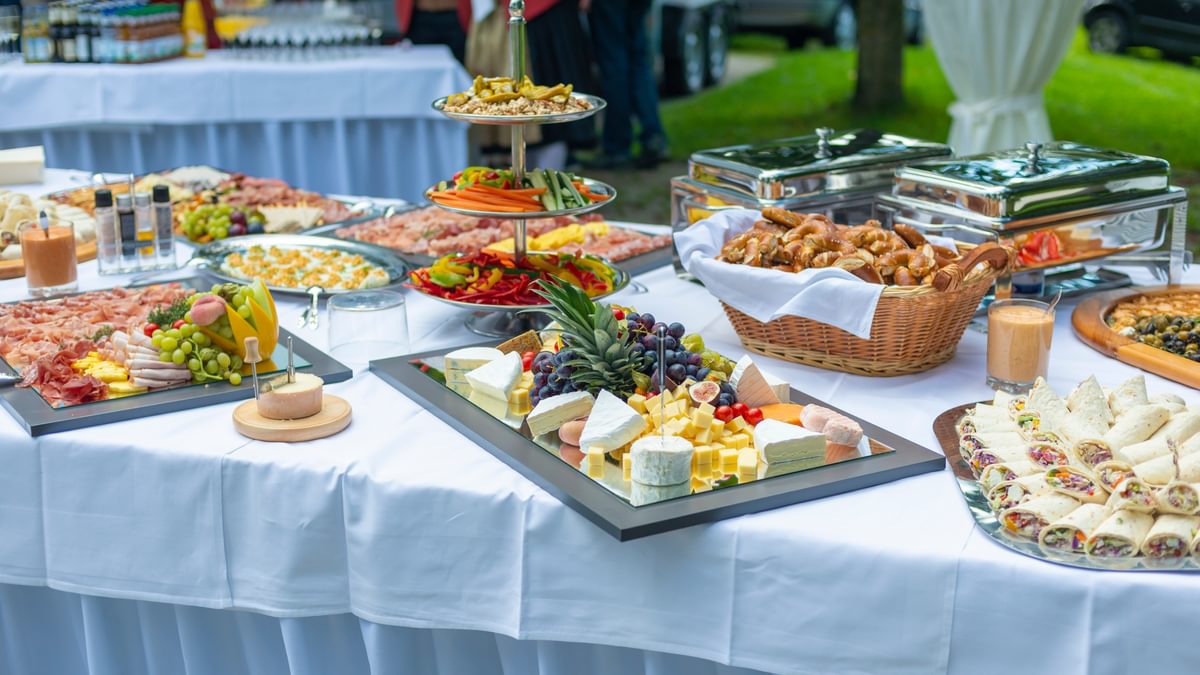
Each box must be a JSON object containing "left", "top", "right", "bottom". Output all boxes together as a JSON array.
[
  {"left": 0, "top": 47, "right": 470, "bottom": 202},
  {"left": 2, "top": 170, "right": 1199, "bottom": 675}
]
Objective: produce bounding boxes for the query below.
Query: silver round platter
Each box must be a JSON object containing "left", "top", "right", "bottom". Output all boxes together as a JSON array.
[
  {"left": 409, "top": 254, "right": 630, "bottom": 338},
  {"left": 431, "top": 93, "right": 606, "bottom": 126},
  {"left": 190, "top": 234, "right": 410, "bottom": 297},
  {"left": 423, "top": 177, "right": 617, "bottom": 220}
]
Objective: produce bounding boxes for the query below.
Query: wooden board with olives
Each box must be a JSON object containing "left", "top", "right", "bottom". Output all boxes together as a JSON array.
[{"left": 1073, "top": 286, "right": 1200, "bottom": 389}]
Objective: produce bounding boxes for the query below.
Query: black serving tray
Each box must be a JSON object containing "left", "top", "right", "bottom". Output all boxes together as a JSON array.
[
  {"left": 0, "top": 278, "right": 353, "bottom": 436},
  {"left": 371, "top": 343, "right": 945, "bottom": 541}
]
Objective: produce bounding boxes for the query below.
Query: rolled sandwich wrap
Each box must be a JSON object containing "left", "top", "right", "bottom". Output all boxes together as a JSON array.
[
  {"left": 1060, "top": 410, "right": 1109, "bottom": 446},
  {"left": 1001, "top": 493, "right": 1080, "bottom": 540},
  {"left": 1045, "top": 466, "right": 1109, "bottom": 504},
  {"left": 1086, "top": 510, "right": 1154, "bottom": 560},
  {"left": 1025, "top": 442, "right": 1070, "bottom": 468},
  {"left": 1014, "top": 410, "right": 1041, "bottom": 436},
  {"left": 1094, "top": 460, "right": 1135, "bottom": 492},
  {"left": 987, "top": 474, "right": 1052, "bottom": 512},
  {"left": 1071, "top": 439, "right": 1114, "bottom": 468},
  {"left": 960, "top": 432, "right": 1024, "bottom": 463},
  {"left": 1180, "top": 433, "right": 1200, "bottom": 458},
  {"left": 1176, "top": 452, "right": 1200, "bottom": 483},
  {"left": 993, "top": 391, "right": 1026, "bottom": 417},
  {"left": 1106, "top": 476, "right": 1157, "bottom": 513},
  {"left": 1102, "top": 404, "right": 1169, "bottom": 451},
  {"left": 1108, "top": 374, "right": 1149, "bottom": 417},
  {"left": 1151, "top": 412, "right": 1200, "bottom": 445},
  {"left": 1038, "top": 503, "right": 1110, "bottom": 553},
  {"left": 967, "top": 445, "right": 1030, "bottom": 476},
  {"left": 1028, "top": 430, "right": 1068, "bottom": 450},
  {"left": 1118, "top": 438, "right": 1171, "bottom": 466},
  {"left": 1154, "top": 481, "right": 1200, "bottom": 515},
  {"left": 1068, "top": 375, "right": 1114, "bottom": 425},
  {"left": 1026, "top": 378, "right": 1069, "bottom": 433},
  {"left": 1140, "top": 514, "right": 1200, "bottom": 559},
  {"left": 1132, "top": 453, "right": 1177, "bottom": 487},
  {"left": 959, "top": 413, "right": 1020, "bottom": 435},
  {"left": 1150, "top": 393, "right": 1187, "bottom": 415},
  {"left": 979, "top": 460, "right": 1042, "bottom": 492}
]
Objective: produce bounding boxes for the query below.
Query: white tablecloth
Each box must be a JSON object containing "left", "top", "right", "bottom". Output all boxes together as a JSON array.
[
  {"left": 2, "top": 171, "right": 1199, "bottom": 675},
  {"left": 0, "top": 47, "right": 471, "bottom": 201}
]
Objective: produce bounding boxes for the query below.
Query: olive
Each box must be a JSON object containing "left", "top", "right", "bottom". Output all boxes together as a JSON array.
[
  {"left": 1186, "top": 344, "right": 1198, "bottom": 354},
  {"left": 1154, "top": 315, "right": 1170, "bottom": 331},
  {"left": 1178, "top": 331, "right": 1191, "bottom": 342},
  {"left": 1181, "top": 321, "right": 1194, "bottom": 331}
]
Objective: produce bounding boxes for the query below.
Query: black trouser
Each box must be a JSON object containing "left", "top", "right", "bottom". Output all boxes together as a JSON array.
[
  {"left": 406, "top": 9, "right": 465, "bottom": 64},
  {"left": 589, "top": 0, "right": 665, "bottom": 157}
]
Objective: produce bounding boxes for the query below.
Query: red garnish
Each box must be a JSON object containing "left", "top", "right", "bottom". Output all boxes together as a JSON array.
[
  {"left": 714, "top": 405, "right": 735, "bottom": 423},
  {"left": 143, "top": 323, "right": 159, "bottom": 337},
  {"left": 744, "top": 408, "right": 764, "bottom": 426}
]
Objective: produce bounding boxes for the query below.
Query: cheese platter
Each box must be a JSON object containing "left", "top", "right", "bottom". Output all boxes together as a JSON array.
[{"left": 371, "top": 278, "right": 944, "bottom": 540}]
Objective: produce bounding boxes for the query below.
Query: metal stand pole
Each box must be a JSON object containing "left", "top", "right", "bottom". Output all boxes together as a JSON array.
[{"left": 509, "top": 0, "right": 528, "bottom": 262}]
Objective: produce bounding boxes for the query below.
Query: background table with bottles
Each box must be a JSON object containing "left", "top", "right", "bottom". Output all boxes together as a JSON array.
[{"left": 0, "top": 45, "right": 470, "bottom": 202}]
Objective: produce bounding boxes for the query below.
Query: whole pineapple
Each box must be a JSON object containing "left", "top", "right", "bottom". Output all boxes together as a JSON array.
[{"left": 532, "top": 278, "right": 646, "bottom": 402}]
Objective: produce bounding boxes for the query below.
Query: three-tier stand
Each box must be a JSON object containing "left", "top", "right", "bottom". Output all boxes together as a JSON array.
[{"left": 426, "top": 0, "right": 623, "bottom": 338}]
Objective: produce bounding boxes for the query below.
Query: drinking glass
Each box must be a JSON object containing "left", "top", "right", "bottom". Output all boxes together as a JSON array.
[
  {"left": 328, "top": 290, "right": 410, "bottom": 367},
  {"left": 986, "top": 298, "right": 1054, "bottom": 393},
  {"left": 18, "top": 217, "right": 78, "bottom": 297}
]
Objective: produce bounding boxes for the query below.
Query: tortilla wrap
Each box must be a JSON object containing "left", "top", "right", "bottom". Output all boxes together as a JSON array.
[
  {"left": 987, "top": 474, "right": 1053, "bottom": 512},
  {"left": 1000, "top": 493, "right": 1080, "bottom": 540},
  {"left": 1177, "top": 452, "right": 1200, "bottom": 483},
  {"left": 1154, "top": 481, "right": 1200, "bottom": 515},
  {"left": 1038, "top": 503, "right": 1110, "bottom": 553},
  {"left": 1108, "top": 375, "right": 1149, "bottom": 417},
  {"left": 959, "top": 413, "right": 1021, "bottom": 435},
  {"left": 1068, "top": 375, "right": 1114, "bottom": 424},
  {"left": 1151, "top": 412, "right": 1200, "bottom": 445},
  {"left": 1132, "top": 453, "right": 1177, "bottom": 487},
  {"left": 1150, "top": 393, "right": 1188, "bottom": 415},
  {"left": 1106, "top": 477, "right": 1157, "bottom": 513},
  {"left": 1180, "top": 433, "right": 1200, "bottom": 458},
  {"left": 1102, "top": 404, "right": 1169, "bottom": 450},
  {"left": 980, "top": 460, "right": 1042, "bottom": 492},
  {"left": 1119, "top": 438, "right": 1172, "bottom": 466},
  {"left": 1045, "top": 465, "right": 1109, "bottom": 504},
  {"left": 1086, "top": 510, "right": 1154, "bottom": 559},
  {"left": 1071, "top": 438, "right": 1115, "bottom": 468},
  {"left": 959, "top": 431, "right": 1025, "bottom": 462},
  {"left": 1026, "top": 377, "right": 1069, "bottom": 432},
  {"left": 1094, "top": 460, "right": 1135, "bottom": 491},
  {"left": 1060, "top": 410, "right": 1110, "bottom": 446},
  {"left": 1140, "top": 514, "right": 1200, "bottom": 558},
  {"left": 968, "top": 445, "right": 1035, "bottom": 476}
]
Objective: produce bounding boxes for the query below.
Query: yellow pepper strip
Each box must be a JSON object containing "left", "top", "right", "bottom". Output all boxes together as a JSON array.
[{"left": 472, "top": 268, "right": 502, "bottom": 291}]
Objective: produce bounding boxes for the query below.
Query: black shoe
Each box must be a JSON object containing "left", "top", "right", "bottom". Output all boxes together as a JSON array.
[
  {"left": 581, "top": 154, "right": 633, "bottom": 170},
  {"left": 634, "top": 138, "right": 670, "bottom": 169}
]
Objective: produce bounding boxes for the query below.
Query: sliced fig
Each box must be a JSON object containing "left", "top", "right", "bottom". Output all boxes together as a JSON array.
[{"left": 689, "top": 380, "right": 720, "bottom": 405}]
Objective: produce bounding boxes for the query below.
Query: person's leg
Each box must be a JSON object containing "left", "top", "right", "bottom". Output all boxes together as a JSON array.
[
  {"left": 626, "top": 0, "right": 667, "bottom": 163},
  {"left": 588, "top": 0, "right": 634, "bottom": 161}
]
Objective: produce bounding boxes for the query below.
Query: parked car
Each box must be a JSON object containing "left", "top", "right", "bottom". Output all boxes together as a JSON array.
[
  {"left": 649, "top": 0, "right": 735, "bottom": 96},
  {"left": 1084, "top": 0, "right": 1200, "bottom": 59},
  {"left": 736, "top": 0, "right": 923, "bottom": 50}
]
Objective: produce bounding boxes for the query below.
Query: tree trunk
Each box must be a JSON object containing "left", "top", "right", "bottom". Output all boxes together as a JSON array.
[{"left": 854, "top": 0, "right": 905, "bottom": 111}]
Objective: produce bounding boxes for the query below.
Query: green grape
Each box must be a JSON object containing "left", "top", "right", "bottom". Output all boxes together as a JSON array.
[
  {"left": 230, "top": 355, "right": 243, "bottom": 370},
  {"left": 219, "top": 325, "right": 233, "bottom": 339},
  {"left": 193, "top": 332, "right": 210, "bottom": 347},
  {"left": 165, "top": 328, "right": 182, "bottom": 340},
  {"left": 152, "top": 329, "right": 163, "bottom": 337},
  {"left": 160, "top": 337, "right": 178, "bottom": 351},
  {"left": 159, "top": 352, "right": 173, "bottom": 363},
  {"left": 216, "top": 352, "right": 231, "bottom": 368},
  {"left": 211, "top": 283, "right": 222, "bottom": 293},
  {"left": 172, "top": 349, "right": 186, "bottom": 365},
  {"left": 179, "top": 324, "right": 194, "bottom": 338},
  {"left": 151, "top": 334, "right": 163, "bottom": 348},
  {"left": 229, "top": 372, "right": 242, "bottom": 386},
  {"left": 214, "top": 227, "right": 229, "bottom": 240},
  {"left": 681, "top": 334, "right": 705, "bottom": 353},
  {"left": 183, "top": 311, "right": 192, "bottom": 323},
  {"left": 180, "top": 341, "right": 193, "bottom": 355},
  {"left": 237, "top": 305, "right": 252, "bottom": 319},
  {"left": 205, "top": 360, "right": 219, "bottom": 375},
  {"left": 188, "top": 358, "right": 202, "bottom": 371},
  {"left": 233, "top": 290, "right": 247, "bottom": 306}
]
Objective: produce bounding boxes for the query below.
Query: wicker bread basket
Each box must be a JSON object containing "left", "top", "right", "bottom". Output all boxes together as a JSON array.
[{"left": 721, "top": 243, "right": 1010, "bottom": 377}]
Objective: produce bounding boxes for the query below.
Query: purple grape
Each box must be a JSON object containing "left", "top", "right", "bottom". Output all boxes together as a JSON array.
[
  {"left": 640, "top": 313, "right": 655, "bottom": 327},
  {"left": 687, "top": 353, "right": 703, "bottom": 367},
  {"left": 534, "top": 372, "right": 548, "bottom": 388},
  {"left": 696, "top": 367, "right": 711, "bottom": 380},
  {"left": 630, "top": 343, "right": 646, "bottom": 355},
  {"left": 645, "top": 351, "right": 658, "bottom": 362},
  {"left": 662, "top": 336, "right": 678, "bottom": 351},
  {"left": 538, "top": 386, "right": 556, "bottom": 400},
  {"left": 666, "top": 363, "right": 687, "bottom": 382},
  {"left": 228, "top": 223, "right": 248, "bottom": 237},
  {"left": 686, "top": 365, "right": 699, "bottom": 377},
  {"left": 540, "top": 362, "right": 555, "bottom": 374},
  {"left": 651, "top": 322, "right": 667, "bottom": 336},
  {"left": 663, "top": 349, "right": 677, "bottom": 364},
  {"left": 642, "top": 334, "right": 659, "bottom": 350},
  {"left": 667, "top": 322, "right": 686, "bottom": 339},
  {"left": 625, "top": 312, "right": 640, "bottom": 325},
  {"left": 229, "top": 211, "right": 247, "bottom": 226},
  {"left": 717, "top": 393, "right": 734, "bottom": 407},
  {"left": 557, "top": 365, "right": 575, "bottom": 377}
]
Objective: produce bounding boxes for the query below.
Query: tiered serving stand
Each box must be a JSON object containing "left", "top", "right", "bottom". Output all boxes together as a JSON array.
[{"left": 425, "top": 0, "right": 623, "bottom": 338}]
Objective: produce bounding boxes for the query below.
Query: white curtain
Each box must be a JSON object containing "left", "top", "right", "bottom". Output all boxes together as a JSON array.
[{"left": 923, "top": 0, "right": 1086, "bottom": 155}]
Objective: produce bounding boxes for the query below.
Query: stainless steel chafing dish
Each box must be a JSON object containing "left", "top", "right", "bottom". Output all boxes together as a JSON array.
[
  {"left": 876, "top": 141, "right": 1191, "bottom": 295},
  {"left": 671, "top": 127, "right": 951, "bottom": 276}
]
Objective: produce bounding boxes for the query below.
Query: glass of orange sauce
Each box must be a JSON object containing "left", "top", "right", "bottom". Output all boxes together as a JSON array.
[{"left": 18, "top": 216, "right": 78, "bottom": 297}]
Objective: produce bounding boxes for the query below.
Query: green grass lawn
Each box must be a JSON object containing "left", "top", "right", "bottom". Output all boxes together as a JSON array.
[{"left": 649, "top": 30, "right": 1199, "bottom": 247}]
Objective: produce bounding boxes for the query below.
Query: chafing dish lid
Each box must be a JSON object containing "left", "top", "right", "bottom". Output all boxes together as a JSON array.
[
  {"left": 893, "top": 141, "right": 1170, "bottom": 220},
  {"left": 689, "top": 128, "right": 951, "bottom": 200}
]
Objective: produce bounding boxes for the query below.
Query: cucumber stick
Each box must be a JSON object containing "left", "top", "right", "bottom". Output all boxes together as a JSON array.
[{"left": 528, "top": 171, "right": 554, "bottom": 210}]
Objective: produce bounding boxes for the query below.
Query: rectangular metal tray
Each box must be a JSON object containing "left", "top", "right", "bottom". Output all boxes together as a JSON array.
[
  {"left": 0, "top": 278, "right": 353, "bottom": 436},
  {"left": 371, "top": 343, "right": 945, "bottom": 540}
]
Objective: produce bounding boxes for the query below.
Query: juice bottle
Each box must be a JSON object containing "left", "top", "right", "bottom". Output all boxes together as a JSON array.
[{"left": 182, "top": 0, "right": 205, "bottom": 58}]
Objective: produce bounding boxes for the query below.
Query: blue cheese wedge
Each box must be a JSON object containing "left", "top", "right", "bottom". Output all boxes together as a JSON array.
[
  {"left": 465, "top": 352, "right": 521, "bottom": 401},
  {"left": 729, "top": 355, "right": 783, "bottom": 408},
  {"left": 754, "top": 419, "right": 826, "bottom": 464},
  {"left": 445, "top": 347, "right": 503, "bottom": 373},
  {"left": 527, "top": 391, "right": 595, "bottom": 438},
  {"left": 579, "top": 390, "right": 647, "bottom": 452},
  {"left": 631, "top": 435, "right": 694, "bottom": 486}
]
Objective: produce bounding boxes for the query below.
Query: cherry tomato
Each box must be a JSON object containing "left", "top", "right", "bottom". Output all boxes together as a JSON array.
[
  {"left": 143, "top": 323, "right": 159, "bottom": 337},
  {"left": 172, "top": 319, "right": 186, "bottom": 329},
  {"left": 714, "top": 405, "right": 735, "bottom": 423},
  {"left": 611, "top": 307, "right": 625, "bottom": 320},
  {"left": 731, "top": 402, "right": 750, "bottom": 418},
  {"left": 521, "top": 351, "right": 536, "bottom": 371},
  {"left": 744, "top": 408, "right": 764, "bottom": 426}
]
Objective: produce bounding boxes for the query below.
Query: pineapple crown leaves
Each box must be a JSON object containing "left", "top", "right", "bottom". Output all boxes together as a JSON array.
[{"left": 532, "top": 278, "right": 646, "bottom": 397}]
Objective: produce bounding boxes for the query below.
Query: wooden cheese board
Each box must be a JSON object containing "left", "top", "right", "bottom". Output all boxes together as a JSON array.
[
  {"left": 233, "top": 394, "right": 352, "bottom": 442},
  {"left": 0, "top": 240, "right": 97, "bottom": 280},
  {"left": 1072, "top": 285, "right": 1200, "bottom": 389}
]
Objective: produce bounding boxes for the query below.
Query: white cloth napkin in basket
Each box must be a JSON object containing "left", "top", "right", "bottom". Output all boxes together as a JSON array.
[{"left": 673, "top": 208, "right": 885, "bottom": 339}]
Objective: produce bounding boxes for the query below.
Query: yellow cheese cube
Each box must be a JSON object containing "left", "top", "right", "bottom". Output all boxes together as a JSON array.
[
  {"left": 665, "top": 400, "right": 685, "bottom": 420},
  {"left": 667, "top": 418, "right": 688, "bottom": 436},
  {"left": 659, "top": 388, "right": 675, "bottom": 404},
  {"left": 691, "top": 476, "right": 711, "bottom": 492},
  {"left": 508, "top": 387, "right": 532, "bottom": 416},
  {"left": 622, "top": 453, "right": 632, "bottom": 481},
  {"left": 694, "top": 445, "right": 713, "bottom": 467},
  {"left": 712, "top": 464, "right": 726, "bottom": 478},
  {"left": 691, "top": 408, "right": 713, "bottom": 430},
  {"left": 720, "top": 448, "right": 739, "bottom": 473},
  {"left": 696, "top": 401, "right": 715, "bottom": 415},
  {"left": 738, "top": 448, "right": 757, "bottom": 471},
  {"left": 710, "top": 419, "right": 726, "bottom": 436},
  {"left": 694, "top": 428, "right": 712, "bottom": 445},
  {"left": 627, "top": 393, "right": 648, "bottom": 414},
  {"left": 728, "top": 416, "right": 747, "bottom": 432},
  {"left": 682, "top": 420, "right": 698, "bottom": 438},
  {"left": 586, "top": 447, "right": 606, "bottom": 478},
  {"left": 645, "top": 394, "right": 665, "bottom": 417},
  {"left": 729, "top": 433, "right": 750, "bottom": 450},
  {"left": 673, "top": 384, "right": 690, "bottom": 400}
]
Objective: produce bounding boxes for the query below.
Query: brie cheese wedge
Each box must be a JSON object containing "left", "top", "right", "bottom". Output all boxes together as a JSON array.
[
  {"left": 754, "top": 419, "right": 826, "bottom": 464},
  {"left": 729, "top": 355, "right": 783, "bottom": 408},
  {"left": 466, "top": 351, "right": 521, "bottom": 401},
  {"left": 631, "top": 435, "right": 694, "bottom": 486},
  {"left": 579, "top": 390, "right": 647, "bottom": 451},
  {"left": 445, "top": 347, "right": 503, "bottom": 373},
  {"left": 526, "top": 391, "right": 595, "bottom": 438}
]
